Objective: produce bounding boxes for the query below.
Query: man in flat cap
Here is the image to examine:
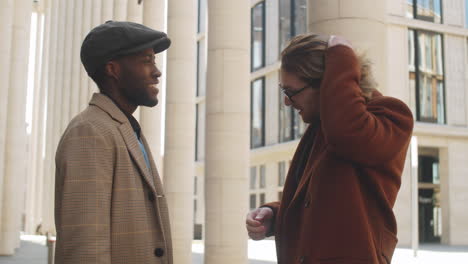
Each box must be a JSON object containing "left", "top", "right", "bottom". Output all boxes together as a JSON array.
[{"left": 54, "top": 21, "right": 172, "bottom": 264}]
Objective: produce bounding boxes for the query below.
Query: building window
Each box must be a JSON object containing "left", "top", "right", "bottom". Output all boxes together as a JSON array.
[
  {"left": 250, "top": 166, "right": 267, "bottom": 208},
  {"left": 279, "top": 86, "right": 307, "bottom": 142},
  {"left": 251, "top": 78, "right": 265, "bottom": 148},
  {"left": 195, "top": 104, "right": 199, "bottom": 161},
  {"left": 466, "top": 0, "right": 468, "bottom": 27},
  {"left": 194, "top": 176, "right": 198, "bottom": 195},
  {"left": 259, "top": 165, "right": 266, "bottom": 188},
  {"left": 278, "top": 161, "right": 286, "bottom": 186},
  {"left": 279, "top": 0, "right": 307, "bottom": 52},
  {"left": 196, "top": 42, "right": 200, "bottom": 97},
  {"left": 197, "top": 0, "right": 201, "bottom": 33},
  {"left": 408, "top": 30, "right": 417, "bottom": 115},
  {"left": 250, "top": 166, "right": 257, "bottom": 190},
  {"left": 293, "top": 0, "right": 307, "bottom": 38},
  {"left": 195, "top": 103, "right": 205, "bottom": 161},
  {"left": 406, "top": 0, "right": 414, "bottom": 18},
  {"left": 279, "top": 89, "right": 294, "bottom": 141},
  {"left": 279, "top": 0, "right": 291, "bottom": 52},
  {"left": 407, "top": 0, "right": 442, "bottom": 24},
  {"left": 259, "top": 193, "right": 266, "bottom": 206},
  {"left": 418, "top": 149, "right": 442, "bottom": 243},
  {"left": 294, "top": 111, "right": 307, "bottom": 138},
  {"left": 251, "top": 1, "right": 266, "bottom": 71},
  {"left": 409, "top": 30, "right": 445, "bottom": 124},
  {"left": 196, "top": 41, "right": 207, "bottom": 97},
  {"left": 250, "top": 194, "right": 257, "bottom": 210}
]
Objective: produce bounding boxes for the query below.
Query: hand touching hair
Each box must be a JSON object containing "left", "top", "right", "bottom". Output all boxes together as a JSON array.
[{"left": 281, "top": 33, "right": 378, "bottom": 101}]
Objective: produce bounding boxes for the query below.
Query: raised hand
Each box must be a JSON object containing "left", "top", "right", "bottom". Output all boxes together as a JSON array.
[{"left": 328, "top": 35, "right": 353, "bottom": 49}]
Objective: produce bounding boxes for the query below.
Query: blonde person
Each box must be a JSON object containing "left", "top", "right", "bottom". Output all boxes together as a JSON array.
[{"left": 246, "top": 34, "right": 413, "bottom": 264}]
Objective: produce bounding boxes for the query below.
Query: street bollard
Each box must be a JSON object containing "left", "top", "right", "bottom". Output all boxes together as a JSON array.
[{"left": 46, "top": 234, "right": 56, "bottom": 264}]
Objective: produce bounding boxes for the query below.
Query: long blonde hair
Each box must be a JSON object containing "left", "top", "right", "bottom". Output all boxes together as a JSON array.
[{"left": 280, "top": 33, "right": 378, "bottom": 101}]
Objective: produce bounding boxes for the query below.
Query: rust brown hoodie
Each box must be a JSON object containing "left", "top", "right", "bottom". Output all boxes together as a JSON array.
[{"left": 264, "top": 45, "right": 414, "bottom": 264}]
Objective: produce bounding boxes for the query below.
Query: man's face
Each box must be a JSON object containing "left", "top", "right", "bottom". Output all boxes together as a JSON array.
[
  {"left": 117, "top": 48, "right": 161, "bottom": 107},
  {"left": 280, "top": 69, "right": 321, "bottom": 124}
]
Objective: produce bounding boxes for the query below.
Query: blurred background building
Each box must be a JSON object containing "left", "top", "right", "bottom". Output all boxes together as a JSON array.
[{"left": 1, "top": 0, "right": 468, "bottom": 262}]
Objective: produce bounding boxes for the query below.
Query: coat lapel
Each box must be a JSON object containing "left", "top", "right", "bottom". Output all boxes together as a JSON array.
[
  {"left": 118, "top": 123, "right": 157, "bottom": 193},
  {"left": 89, "top": 93, "right": 157, "bottom": 193},
  {"left": 139, "top": 134, "right": 164, "bottom": 194},
  {"left": 288, "top": 125, "right": 325, "bottom": 209},
  {"left": 140, "top": 132, "right": 173, "bottom": 260}
]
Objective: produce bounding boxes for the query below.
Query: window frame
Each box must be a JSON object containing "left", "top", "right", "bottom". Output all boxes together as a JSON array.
[
  {"left": 279, "top": 0, "right": 308, "bottom": 54},
  {"left": 410, "top": 29, "right": 447, "bottom": 124},
  {"left": 251, "top": 1, "right": 266, "bottom": 72},
  {"left": 408, "top": 0, "right": 443, "bottom": 24}
]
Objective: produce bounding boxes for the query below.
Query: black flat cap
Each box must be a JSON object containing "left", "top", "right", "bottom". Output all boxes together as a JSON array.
[{"left": 80, "top": 20, "right": 171, "bottom": 77}]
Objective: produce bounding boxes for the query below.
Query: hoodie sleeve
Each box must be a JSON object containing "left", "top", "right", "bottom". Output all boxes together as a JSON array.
[
  {"left": 261, "top": 201, "right": 280, "bottom": 237},
  {"left": 320, "top": 45, "right": 414, "bottom": 166}
]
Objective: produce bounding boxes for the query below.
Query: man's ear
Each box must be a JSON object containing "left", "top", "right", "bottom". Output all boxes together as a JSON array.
[{"left": 105, "top": 61, "right": 121, "bottom": 81}]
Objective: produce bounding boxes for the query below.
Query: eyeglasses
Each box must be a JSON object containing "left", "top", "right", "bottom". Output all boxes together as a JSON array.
[
  {"left": 279, "top": 79, "right": 321, "bottom": 102},
  {"left": 280, "top": 84, "right": 310, "bottom": 102}
]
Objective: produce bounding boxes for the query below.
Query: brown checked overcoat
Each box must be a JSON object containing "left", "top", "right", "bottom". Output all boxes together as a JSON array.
[
  {"left": 55, "top": 93, "right": 172, "bottom": 264},
  {"left": 264, "top": 46, "right": 414, "bottom": 264}
]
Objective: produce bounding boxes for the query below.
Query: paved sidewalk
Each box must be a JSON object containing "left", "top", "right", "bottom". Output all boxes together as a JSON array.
[
  {"left": 0, "top": 236, "right": 47, "bottom": 264},
  {"left": 2, "top": 236, "right": 468, "bottom": 264}
]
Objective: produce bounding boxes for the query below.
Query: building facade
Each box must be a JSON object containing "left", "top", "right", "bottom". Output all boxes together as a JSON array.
[
  {"left": 193, "top": 0, "right": 468, "bottom": 248},
  {"left": 1, "top": 0, "right": 468, "bottom": 261}
]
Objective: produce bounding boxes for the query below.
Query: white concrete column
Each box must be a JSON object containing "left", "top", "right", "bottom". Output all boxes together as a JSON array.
[
  {"left": 113, "top": 0, "right": 128, "bottom": 21},
  {"left": 51, "top": 0, "right": 66, "bottom": 138},
  {"left": 127, "top": 0, "right": 143, "bottom": 121},
  {"left": 42, "top": 0, "right": 60, "bottom": 234},
  {"left": 0, "top": 0, "right": 33, "bottom": 254},
  {"left": 307, "top": 0, "right": 388, "bottom": 93},
  {"left": 70, "top": 0, "right": 83, "bottom": 118},
  {"left": 127, "top": 0, "right": 143, "bottom": 23},
  {"left": 0, "top": 0, "right": 14, "bottom": 245},
  {"left": 140, "top": 0, "right": 166, "bottom": 170},
  {"left": 61, "top": 0, "right": 74, "bottom": 129},
  {"left": 34, "top": 0, "right": 52, "bottom": 235},
  {"left": 80, "top": 0, "right": 92, "bottom": 108},
  {"left": 204, "top": 0, "right": 250, "bottom": 263},
  {"left": 25, "top": 7, "right": 45, "bottom": 234},
  {"left": 164, "top": 0, "right": 197, "bottom": 262},
  {"left": 87, "top": 0, "right": 102, "bottom": 99},
  {"left": 101, "top": 0, "right": 114, "bottom": 23}
]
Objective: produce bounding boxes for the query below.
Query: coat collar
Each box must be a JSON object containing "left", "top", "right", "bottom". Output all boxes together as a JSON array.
[
  {"left": 89, "top": 93, "right": 142, "bottom": 138},
  {"left": 89, "top": 93, "right": 129, "bottom": 124}
]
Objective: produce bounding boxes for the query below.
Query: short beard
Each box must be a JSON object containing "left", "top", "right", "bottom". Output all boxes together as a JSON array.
[
  {"left": 125, "top": 89, "right": 158, "bottom": 107},
  {"left": 141, "top": 98, "right": 158, "bottom": 107},
  {"left": 120, "top": 80, "right": 158, "bottom": 107}
]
